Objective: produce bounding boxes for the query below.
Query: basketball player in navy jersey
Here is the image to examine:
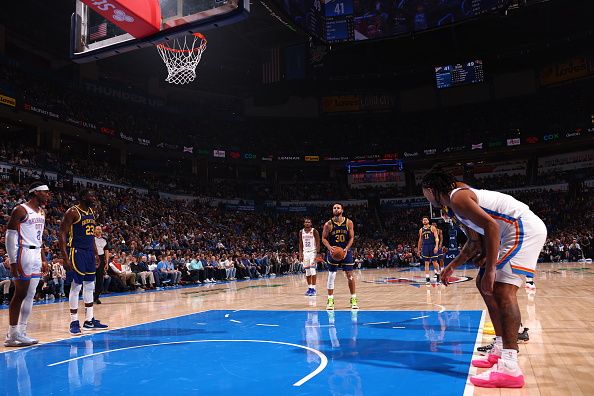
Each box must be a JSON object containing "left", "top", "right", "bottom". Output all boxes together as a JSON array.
[
  {"left": 60, "top": 189, "right": 108, "bottom": 334},
  {"left": 432, "top": 221, "right": 444, "bottom": 280},
  {"left": 417, "top": 217, "right": 440, "bottom": 284},
  {"left": 322, "top": 203, "right": 358, "bottom": 310}
]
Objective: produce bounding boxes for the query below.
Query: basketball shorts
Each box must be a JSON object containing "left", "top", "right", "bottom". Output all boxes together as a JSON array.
[
  {"left": 303, "top": 252, "right": 317, "bottom": 269},
  {"left": 487, "top": 210, "right": 547, "bottom": 288},
  {"left": 67, "top": 247, "right": 96, "bottom": 284},
  {"left": 421, "top": 245, "right": 438, "bottom": 262},
  {"left": 14, "top": 247, "right": 42, "bottom": 280},
  {"left": 326, "top": 250, "right": 354, "bottom": 272}
]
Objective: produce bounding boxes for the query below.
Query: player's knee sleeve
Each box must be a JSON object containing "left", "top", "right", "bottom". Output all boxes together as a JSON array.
[
  {"left": 18, "top": 278, "right": 40, "bottom": 325},
  {"left": 21, "top": 278, "right": 39, "bottom": 308},
  {"left": 26, "top": 278, "right": 40, "bottom": 299},
  {"left": 82, "top": 281, "right": 95, "bottom": 304},
  {"left": 69, "top": 282, "right": 83, "bottom": 310},
  {"left": 327, "top": 271, "right": 336, "bottom": 290}
]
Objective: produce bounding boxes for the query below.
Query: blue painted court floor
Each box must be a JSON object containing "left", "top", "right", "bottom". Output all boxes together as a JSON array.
[{"left": 0, "top": 310, "right": 482, "bottom": 396}]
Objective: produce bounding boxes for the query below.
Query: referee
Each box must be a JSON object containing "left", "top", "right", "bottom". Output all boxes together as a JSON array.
[{"left": 94, "top": 226, "right": 110, "bottom": 304}]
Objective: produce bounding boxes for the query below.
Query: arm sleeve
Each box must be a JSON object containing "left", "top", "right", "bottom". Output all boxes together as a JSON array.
[{"left": 5, "top": 229, "right": 19, "bottom": 264}]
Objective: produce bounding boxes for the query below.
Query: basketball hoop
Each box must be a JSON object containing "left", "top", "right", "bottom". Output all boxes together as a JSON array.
[{"left": 156, "top": 32, "right": 207, "bottom": 85}]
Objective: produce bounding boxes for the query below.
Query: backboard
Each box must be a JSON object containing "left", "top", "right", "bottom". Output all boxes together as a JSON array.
[{"left": 71, "top": 0, "right": 250, "bottom": 62}]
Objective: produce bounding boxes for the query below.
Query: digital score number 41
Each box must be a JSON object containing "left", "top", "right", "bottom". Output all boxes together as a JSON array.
[{"left": 314, "top": 0, "right": 347, "bottom": 15}]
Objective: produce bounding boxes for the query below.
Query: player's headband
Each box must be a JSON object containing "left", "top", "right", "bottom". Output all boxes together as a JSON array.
[{"left": 29, "top": 185, "right": 49, "bottom": 193}]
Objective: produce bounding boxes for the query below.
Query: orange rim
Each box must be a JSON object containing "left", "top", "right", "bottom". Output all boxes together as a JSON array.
[{"left": 156, "top": 33, "right": 207, "bottom": 53}]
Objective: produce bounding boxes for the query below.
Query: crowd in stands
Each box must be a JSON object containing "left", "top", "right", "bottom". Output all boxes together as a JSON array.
[
  {"left": 3, "top": 140, "right": 588, "bottom": 205},
  {"left": 1, "top": 158, "right": 591, "bottom": 304},
  {"left": 0, "top": 114, "right": 592, "bottom": 307}
]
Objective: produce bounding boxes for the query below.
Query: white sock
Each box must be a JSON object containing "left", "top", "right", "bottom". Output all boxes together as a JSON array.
[
  {"left": 70, "top": 313, "right": 78, "bottom": 322},
  {"left": 17, "top": 324, "right": 27, "bottom": 335},
  {"left": 328, "top": 295, "right": 334, "bottom": 300},
  {"left": 311, "top": 285, "right": 316, "bottom": 290},
  {"left": 8, "top": 325, "right": 18, "bottom": 337},
  {"left": 501, "top": 348, "right": 518, "bottom": 361},
  {"left": 500, "top": 349, "right": 521, "bottom": 373},
  {"left": 425, "top": 273, "right": 429, "bottom": 278},
  {"left": 351, "top": 294, "right": 357, "bottom": 299},
  {"left": 85, "top": 306, "right": 93, "bottom": 322}
]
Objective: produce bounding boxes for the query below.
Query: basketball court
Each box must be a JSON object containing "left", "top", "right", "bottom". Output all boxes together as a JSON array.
[{"left": 2, "top": 263, "right": 593, "bottom": 395}]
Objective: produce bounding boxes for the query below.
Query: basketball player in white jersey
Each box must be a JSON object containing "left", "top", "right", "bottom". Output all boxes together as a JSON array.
[
  {"left": 4, "top": 182, "right": 50, "bottom": 347},
  {"left": 421, "top": 170, "right": 546, "bottom": 389},
  {"left": 299, "top": 217, "right": 320, "bottom": 296}
]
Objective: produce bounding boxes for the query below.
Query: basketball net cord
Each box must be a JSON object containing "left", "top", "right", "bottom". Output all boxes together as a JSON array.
[{"left": 156, "top": 33, "right": 207, "bottom": 85}]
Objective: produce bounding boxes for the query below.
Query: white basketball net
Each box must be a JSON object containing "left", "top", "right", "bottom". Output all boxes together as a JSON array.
[{"left": 156, "top": 33, "right": 207, "bottom": 85}]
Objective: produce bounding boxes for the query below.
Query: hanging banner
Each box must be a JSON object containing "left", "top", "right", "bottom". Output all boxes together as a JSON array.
[
  {"left": 539, "top": 56, "right": 591, "bottom": 86},
  {"left": 506, "top": 138, "right": 521, "bottom": 146},
  {"left": 0, "top": 94, "right": 16, "bottom": 107},
  {"left": 120, "top": 132, "right": 134, "bottom": 142},
  {"left": 321, "top": 94, "right": 395, "bottom": 113},
  {"left": 100, "top": 127, "right": 115, "bottom": 136},
  {"left": 324, "top": 156, "right": 349, "bottom": 161},
  {"left": 23, "top": 103, "right": 59, "bottom": 119}
]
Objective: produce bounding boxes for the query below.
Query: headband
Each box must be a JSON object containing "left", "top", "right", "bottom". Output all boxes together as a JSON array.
[{"left": 29, "top": 185, "right": 49, "bottom": 193}]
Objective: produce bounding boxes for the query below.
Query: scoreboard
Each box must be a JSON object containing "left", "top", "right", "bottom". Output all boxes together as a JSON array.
[
  {"left": 285, "top": 0, "right": 506, "bottom": 43},
  {"left": 324, "top": 0, "right": 354, "bottom": 42},
  {"left": 435, "top": 60, "right": 485, "bottom": 89}
]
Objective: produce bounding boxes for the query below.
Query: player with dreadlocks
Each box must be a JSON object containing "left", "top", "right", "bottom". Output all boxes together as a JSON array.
[{"left": 420, "top": 170, "right": 546, "bottom": 389}]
